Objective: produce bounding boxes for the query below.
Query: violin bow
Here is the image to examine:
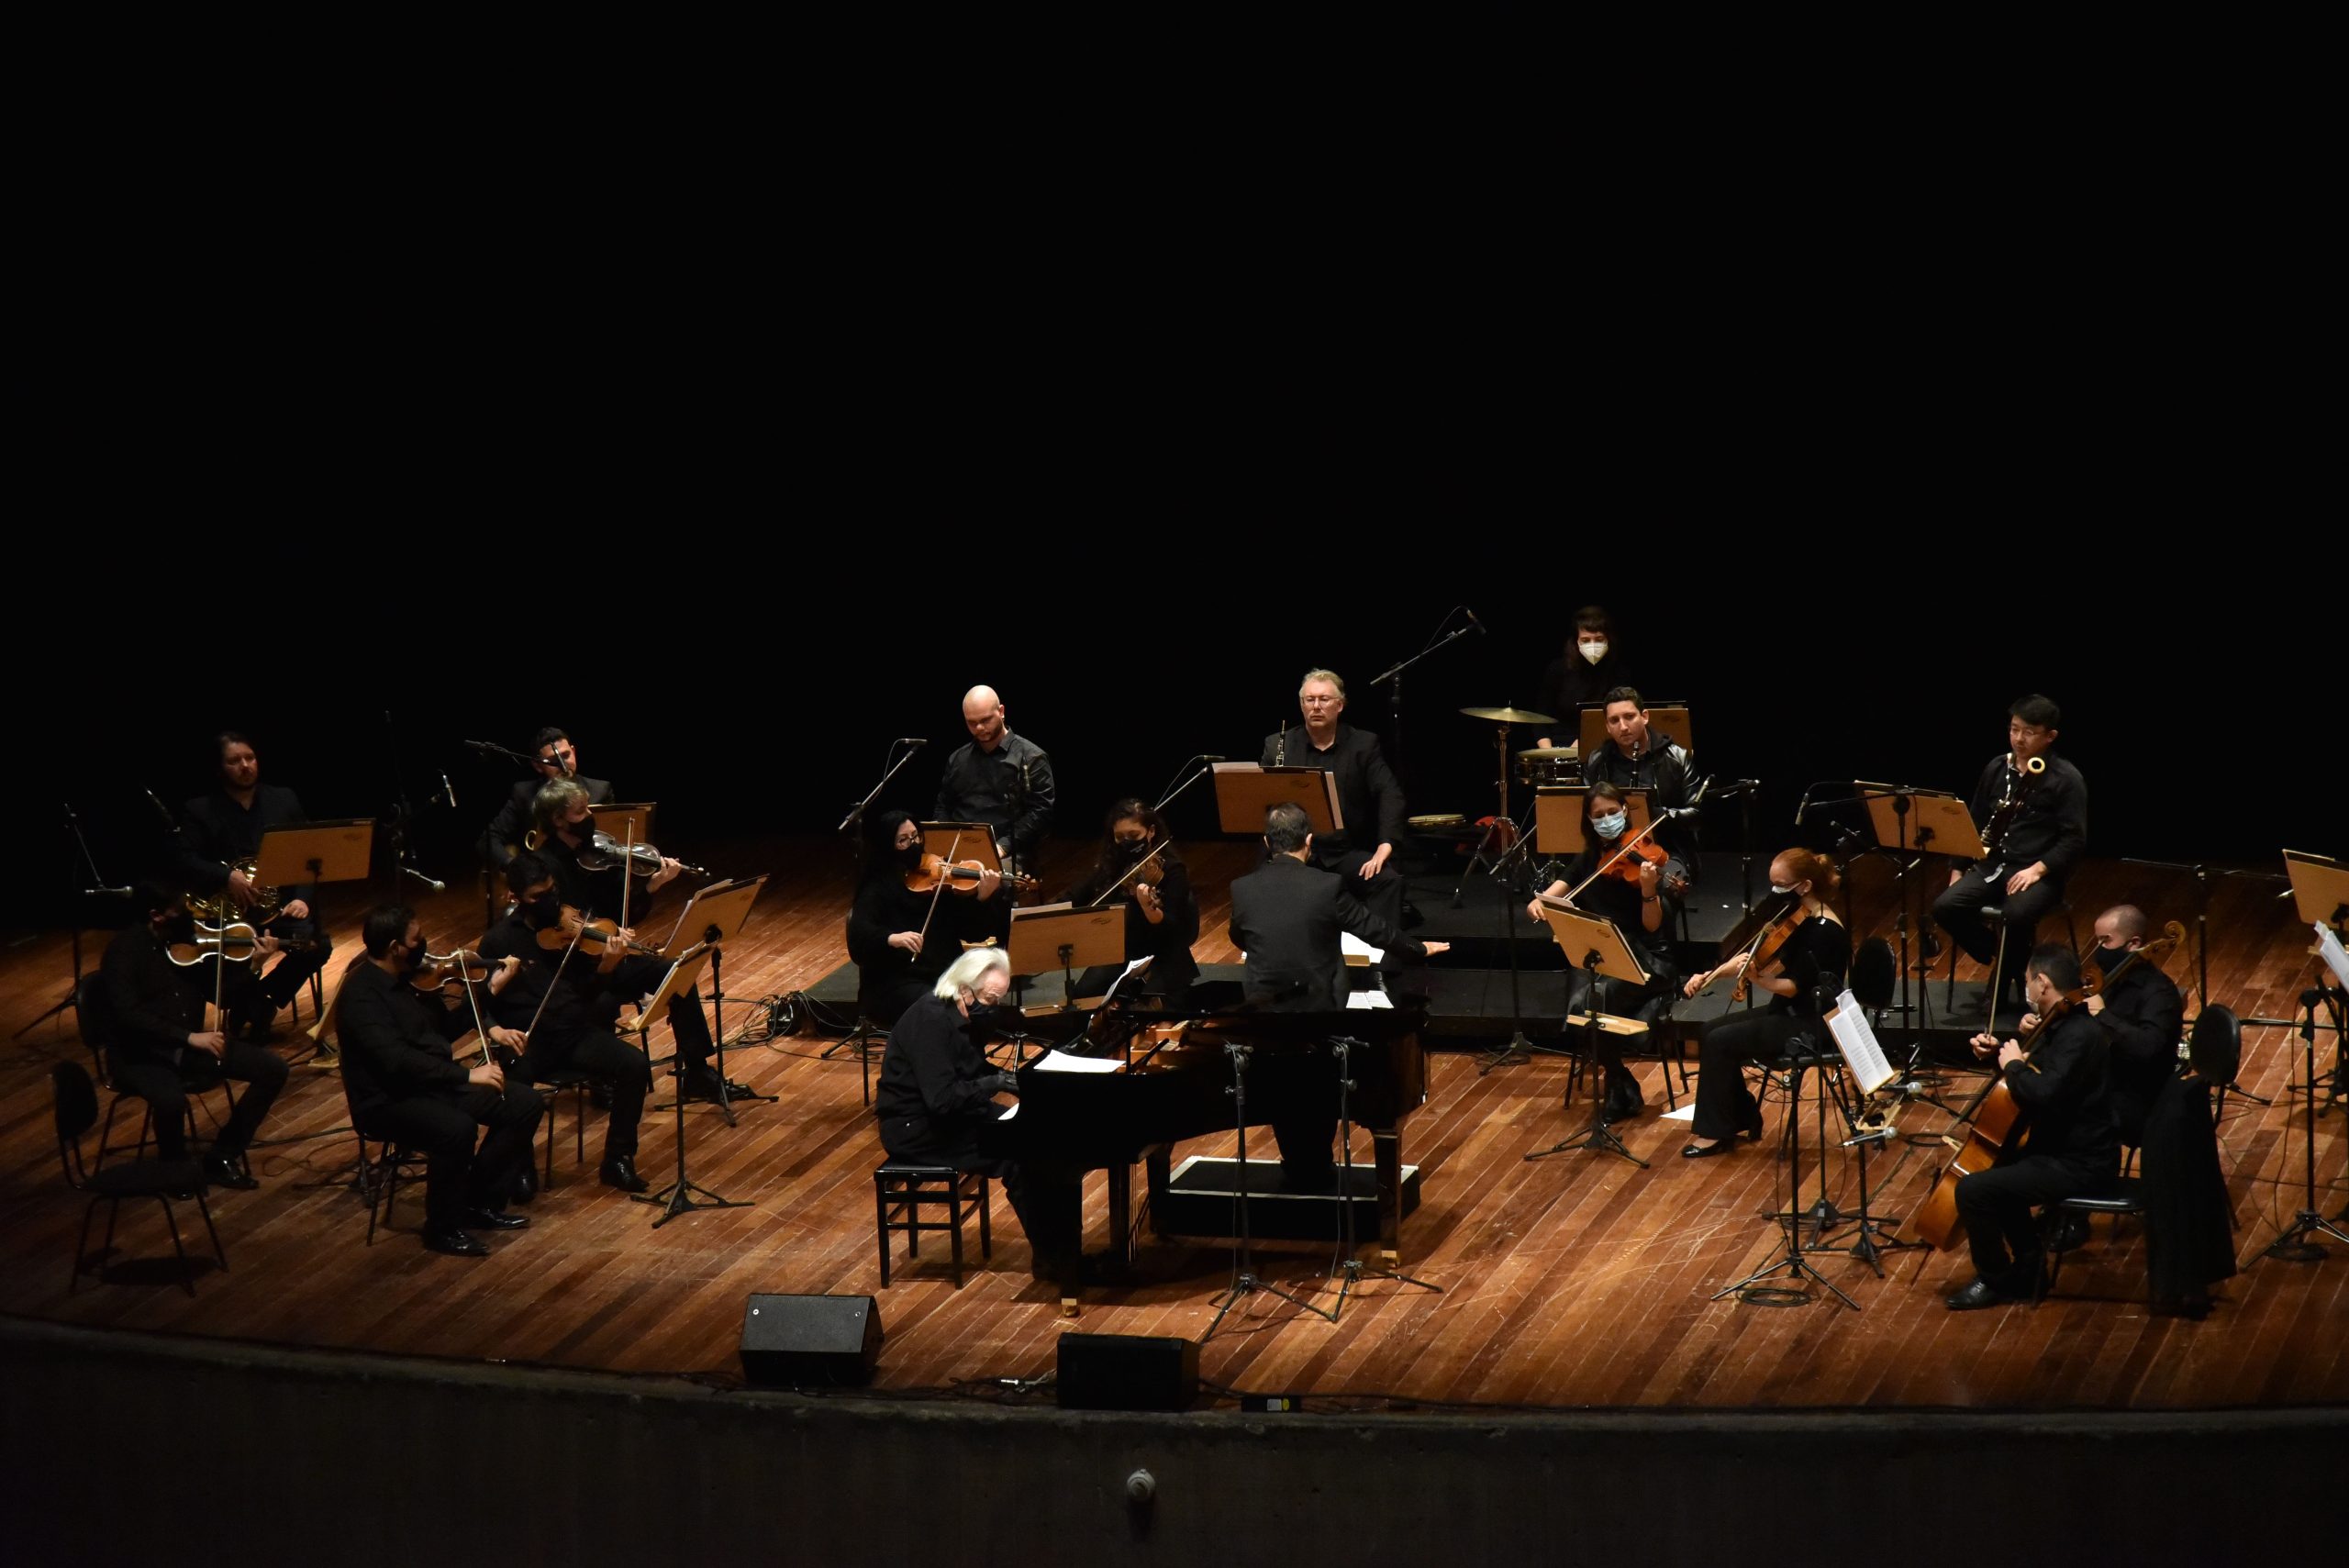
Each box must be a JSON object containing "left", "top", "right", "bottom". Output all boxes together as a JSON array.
[
  {"left": 1085, "top": 840, "right": 1171, "bottom": 909},
  {"left": 913, "top": 828, "right": 964, "bottom": 954}
]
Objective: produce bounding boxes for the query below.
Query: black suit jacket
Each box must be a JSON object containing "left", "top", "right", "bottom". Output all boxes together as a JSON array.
[
  {"left": 1228, "top": 855, "right": 1425, "bottom": 1010},
  {"left": 483, "top": 774, "right": 613, "bottom": 866},
  {"left": 1255, "top": 724, "right": 1406, "bottom": 860}
]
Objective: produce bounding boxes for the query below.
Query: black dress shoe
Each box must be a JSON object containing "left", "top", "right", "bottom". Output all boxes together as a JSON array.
[
  {"left": 1604, "top": 1075, "right": 1644, "bottom": 1120},
  {"left": 462, "top": 1207, "right": 530, "bottom": 1231},
  {"left": 423, "top": 1228, "right": 490, "bottom": 1258},
  {"left": 1680, "top": 1138, "right": 1735, "bottom": 1159},
  {"left": 1944, "top": 1277, "right": 2015, "bottom": 1311},
  {"left": 599, "top": 1156, "right": 650, "bottom": 1194},
  {"left": 2047, "top": 1213, "right": 2092, "bottom": 1253},
  {"left": 201, "top": 1155, "right": 259, "bottom": 1191},
  {"left": 678, "top": 1066, "right": 735, "bottom": 1101},
  {"left": 510, "top": 1166, "right": 538, "bottom": 1205}
]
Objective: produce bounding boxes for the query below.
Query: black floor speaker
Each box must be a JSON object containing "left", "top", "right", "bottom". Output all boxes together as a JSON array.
[
  {"left": 740, "top": 1294, "right": 883, "bottom": 1387},
  {"left": 1055, "top": 1331, "right": 1199, "bottom": 1411}
]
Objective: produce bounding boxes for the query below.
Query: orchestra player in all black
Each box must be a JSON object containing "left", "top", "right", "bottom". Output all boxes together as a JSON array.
[
  {"left": 874, "top": 947, "right": 1085, "bottom": 1289},
  {"left": 1945, "top": 944, "right": 2121, "bottom": 1309},
  {"left": 1532, "top": 606, "right": 1630, "bottom": 751},
  {"left": 1258, "top": 668, "right": 1410, "bottom": 941},
  {"left": 1575, "top": 688, "right": 1695, "bottom": 890},
  {"left": 848, "top": 809, "right": 1004, "bottom": 1027},
  {"left": 337, "top": 906, "right": 544, "bottom": 1257},
  {"left": 1932, "top": 695, "right": 2087, "bottom": 1010},
  {"left": 1228, "top": 803, "right": 1448, "bottom": 1190},
  {"left": 482, "top": 726, "right": 614, "bottom": 869},
  {"left": 1679, "top": 850, "right": 1849, "bottom": 1157},
  {"left": 1063, "top": 798, "right": 1198, "bottom": 1010},
  {"left": 2083, "top": 904, "right": 2186, "bottom": 1149},
  {"left": 934, "top": 685, "right": 1055, "bottom": 881},
  {"left": 1525, "top": 783, "right": 1680, "bottom": 1118},
  {"left": 176, "top": 731, "right": 332, "bottom": 1040},
  {"left": 528, "top": 779, "right": 740, "bottom": 1102},
  {"left": 94, "top": 884, "right": 289, "bottom": 1189},
  {"left": 476, "top": 852, "right": 654, "bottom": 1193}
]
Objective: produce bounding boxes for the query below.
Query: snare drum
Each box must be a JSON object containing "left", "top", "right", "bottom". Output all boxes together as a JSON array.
[{"left": 1515, "top": 747, "right": 1580, "bottom": 786}]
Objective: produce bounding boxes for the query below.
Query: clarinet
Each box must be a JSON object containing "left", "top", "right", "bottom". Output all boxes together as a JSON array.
[{"left": 1276, "top": 721, "right": 1286, "bottom": 766}]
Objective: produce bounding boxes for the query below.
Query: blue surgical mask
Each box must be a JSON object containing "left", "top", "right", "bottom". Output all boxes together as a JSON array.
[{"left": 1592, "top": 811, "right": 1627, "bottom": 840}]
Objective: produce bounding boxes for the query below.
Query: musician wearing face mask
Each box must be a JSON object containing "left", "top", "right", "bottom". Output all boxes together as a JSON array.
[
  {"left": 848, "top": 809, "right": 1003, "bottom": 1027},
  {"left": 176, "top": 730, "right": 334, "bottom": 1042},
  {"left": 1575, "top": 688, "right": 1694, "bottom": 890},
  {"left": 1945, "top": 944, "right": 2120, "bottom": 1309},
  {"left": 1259, "top": 668, "right": 1409, "bottom": 941},
  {"left": 1525, "top": 783, "right": 1679, "bottom": 1119},
  {"left": 481, "top": 726, "right": 614, "bottom": 869},
  {"left": 874, "top": 948, "right": 1085, "bottom": 1290},
  {"left": 527, "top": 778, "right": 740, "bottom": 1103},
  {"left": 1678, "top": 851, "right": 1848, "bottom": 1158},
  {"left": 1931, "top": 695, "right": 2087, "bottom": 1012},
  {"left": 1063, "top": 799, "right": 1198, "bottom": 1010},
  {"left": 474, "top": 852, "right": 654, "bottom": 1192},
  {"left": 2054, "top": 905, "right": 2181, "bottom": 1151},
  {"left": 1534, "top": 606, "right": 1628, "bottom": 751},
  {"left": 337, "top": 906, "right": 544, "bottom": 1257}
]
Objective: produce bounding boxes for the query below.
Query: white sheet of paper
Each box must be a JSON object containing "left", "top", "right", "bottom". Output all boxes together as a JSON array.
[
  {"left": 1345, "top": 990, "right": 1393, "bottom": 1009},
  {"left": 1824, "top": 990, "right": 1896, "bottom": 1094},
  {"left": 1098, "top": 955, "right": 1153, "bottom": 1008},
  {"left": 1031, "top": 1049, "right": 1124, "bottom": 1074},
  {"left": 996, "top": 1101, "right": 1019, "bottom": 1120},
  {"left": 2317, "top": 924, "right": 2349, "bottom": 991},
  {"left": 1341, "top": 931, "right": 1385, "bottom": 964},
  {"left": 1660, "top": 1103, "right": 1696, "bottom": 1122}
]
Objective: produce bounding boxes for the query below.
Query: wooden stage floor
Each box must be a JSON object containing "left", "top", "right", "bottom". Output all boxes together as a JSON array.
[{"left": 2, "top": 838, "right": 2342, "bottom": 1411}]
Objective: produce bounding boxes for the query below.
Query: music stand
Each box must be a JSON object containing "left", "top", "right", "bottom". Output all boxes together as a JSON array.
[
  {"left": 1008, "top": 902, "right": 1127, "bottom": 1017},
  {"left": 1525, "top": 900, "right": 1650, "bottom": 1166},
  {"left": 1577, "top": 703, "right": 1693, "bottom": 766},
  {"left": 1854, "top": 783, "right": 1979, "bottom": 1032},
  {"left": 1531, "top": 787, "right": 1653, "bottom": 866},
  {"left": 1210, "top": 764, "right": 1341, "bottom": 836},
  {"left": 651, "top": 875, "right": 771, "bottom": 1120},
  {"left": 2260, "top": 852, "right": 2349, "bottom": 1262},
  {"left": 591, "top": 802, "right": 656, "bottom": 846},
  {"left": 255, "top": 819, "right": 375, "bottom": 1063},
  {"left": 922, "top": 822, "right": 1003, "bottom": 874},
  {"left": 628, "top": 944, "right": 744, "bottom": 1227},
  {"left": 1810, "top": 990, "right": 1929, "bottom": 1273}
]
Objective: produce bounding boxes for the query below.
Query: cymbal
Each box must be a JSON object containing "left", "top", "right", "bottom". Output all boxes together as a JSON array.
[{"left": 1460, "top": 705, "right": 1557, "bottom": 726}]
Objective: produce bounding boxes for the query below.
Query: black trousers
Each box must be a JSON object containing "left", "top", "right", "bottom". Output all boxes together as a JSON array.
[
  {"left": 1312, "top": 848, "right": 1405, "bottom": 951},
  {"left": 367, "top": 1084, "right": 545, "bottom": 1232},
  {"left": 1954, "top": 1151, "right": 2115, "bottom": 1288},
  {"left": 1932, "top": 865, "right": 2065, "bottom": 993},
  {"left": 523, "top": 1027, "right": 648, "bottom": 1161},
  {"left": 254, "top": 917, "right": 331, "bottom": 1013},
  {"left": 598, "top": 953, "right": 715, "bottom": 1071},
  {"left": 1690, "top": 1011, "right": 1815, "bottom": 1140},
  {"left": 109, "top": 1044, "right": 289, "bottom": 1162},
  {"left": 880, "top": 1110, "right": 1084, "bottom": 1284}
]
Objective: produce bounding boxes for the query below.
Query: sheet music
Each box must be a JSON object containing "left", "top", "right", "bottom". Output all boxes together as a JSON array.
[
  {"left": 1341, "top": 931, "right": 1385, "bottom": 965},
  {"left": 1823, "top": 989, "right": 1897, "bottom": 1094},
  {"left": 2317, "top": 924, "right": 2349, "bottom": 991},
  {"left": 1030, "top": 1049, "right": 1124, "bottom": 1074},
  {"left": 1098, "top": 955, "right": 1153, "bottom": 1008},
  {"left": 1345, "top": 989, "right": 1393, "bottom": 1010}
]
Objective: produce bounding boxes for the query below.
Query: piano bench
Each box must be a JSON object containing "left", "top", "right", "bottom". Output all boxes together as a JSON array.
[{"left": 874, "top": 1162, "right": 992, "bottom": 1289}]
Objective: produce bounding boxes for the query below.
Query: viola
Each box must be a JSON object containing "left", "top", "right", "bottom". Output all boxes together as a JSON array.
[
  {"left": 906, "top": 852, "right": 1039, "bottom": 896},
  {"left": 408, "top": 949, "right": 497, "bottom": 995},
  {"left": 533, "top": 905, "right": 665, "bottom": 958}
]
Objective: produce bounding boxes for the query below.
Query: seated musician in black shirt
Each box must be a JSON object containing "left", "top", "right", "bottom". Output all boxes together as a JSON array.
[
  {"left": 1257, "top": 668, "right": 1409, "bottom": 941},
  {"left": 1063, "top": 798, "right": 1198, "bottom": 1011},
  {"left": 1525, "top": 783, "right": 1680, "bottom": 1118},
  {"left": 1931, "top": 695, "right": 2087, "bottom": 1011},
  {"left": 1575, "top": 688, "right": 1695, "bottom": 890},
  {"left": 2084, "top": 903, "right": 2185, "bottom": 1148},
  {"left": 848, "top": 809, "right": 1005, "bottom": 1027},
  {"left": 1946, "top": 944, "right": 2121, "bottom": 1308},
  {"left": 874, "top": 947, "right": 1084, "bottom": 1289},
  {"left": 476, "top": 852, "right": 653, "bottom": 1193},
  {"left": 1679, "top": 850, "right": 1849, "bottom": 1158},
  {"left": 529, "top": 778, "right": 742, "bottom": 1101},
  {"left": 338, "top": 906, "right": 543, "bottom": 1257},
  {"left": 1228, "top": 803, "right": 1447, "bottom": 1189},
  {"left": 95, "top": 885, "right": 289, "bottom": 1189},
  {"left": 177, "top": 730, "right": 333, "bottom": 1040},
  {"left": 481, "top": 726, "right": 615, "bottom": 869}
]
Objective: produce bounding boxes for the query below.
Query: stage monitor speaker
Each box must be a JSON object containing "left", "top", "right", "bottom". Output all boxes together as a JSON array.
[
  {"left": 740, "top": 1294, "right": 882, "bottom": 1387},
  {"left": 1055, "top": 1331, "right": 1199, "bottom": 1411}
]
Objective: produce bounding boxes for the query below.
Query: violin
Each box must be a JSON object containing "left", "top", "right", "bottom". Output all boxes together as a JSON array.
[
  {"left": 167, "top": 921, "right": 322, "bottom": 968},
  {"left": 1599, "top": 837, "right": 1669, "bottom": 888},
  {"left": 575, "top": 830, "right": 708, "bottom": 879},
  {"left": 533, "top": 904, "right": 665, "bottom": 957},
  {"left": 1734, "top": 899, "right": 1816, "bottom": 1001},
  {"left": 409, "top": 949, "right": 498, "bottom": 995},
  {"left": 906, "top": 852, "right": 1039, "bottom": 896}
]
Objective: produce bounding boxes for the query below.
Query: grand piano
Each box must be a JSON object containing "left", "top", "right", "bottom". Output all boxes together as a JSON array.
[{"left": 976, "top": 1005, "right": 1431, "bottom": 1265}]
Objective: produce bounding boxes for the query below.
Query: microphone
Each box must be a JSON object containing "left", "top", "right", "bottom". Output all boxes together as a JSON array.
[
  {"left": 1794, "top": 783, "right": 1817, "bottom": 826},
  {"left": 401, "top": 865, "right": 447, "bottom": 893},
  {"left": 145, "top": 789, "right": 178, "bottom": 829},
  {"left": 1464, "top": 607, "right": 1487, "bottom": 636},
  {"left": 1198, "top": 755, "right": 1228, "bottom": 763},
  {"left": 83, "top": 884, "right": 136, "bottom": 898},
  {"left": 440, "top": 772, "right": 458, "bottom": 809},
  {"left": 896, "top": 738, "right": 928, "bottom": 748}
]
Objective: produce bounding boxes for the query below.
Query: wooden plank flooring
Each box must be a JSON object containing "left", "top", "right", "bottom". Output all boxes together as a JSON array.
[{"left": 1, "top": 837, "right": 2341, "bottom": 1410}]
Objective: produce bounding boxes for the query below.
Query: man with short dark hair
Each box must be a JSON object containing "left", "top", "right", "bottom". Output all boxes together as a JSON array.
[
  {"left": 1575, "top": 686, "right": 1695, "bottom": 885},
  {"left": 1258, "top": 669, "right": 1410, "bottom": 938},
  {"left": 1932, "top": 695, "right": 2087, "bottom": 1009},
  {"left": 176, "top": 731, "right": 333, "bottom": 1040},
  {"left": 337, "top": 905, "right": 543, "bottom": 1257},
  {"left": 95, "top": 885, "right": 289, "bottom": 1190},
  {"left": 1945, "top": 942, "right": 2120, "bottom": 1309},
  {"left": 482, "top": 727, "right": 615, "bottom": 868}
]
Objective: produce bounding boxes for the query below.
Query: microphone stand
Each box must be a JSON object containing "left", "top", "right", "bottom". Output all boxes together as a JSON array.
[
  {"left": 2259, "top": 970, "right": 2349, "bottom": 1263},
  {"left": 838, "top": 740, "right": 923, "bottom": 837},
  {"left": 14, "top": 801, "right": 132, "bottom": 1039},
  {"left": 2122, "top": 855, "right": 2283, "bottom": 1107},
  {"left": 1367, "top": 612, "right": 1477, "bottom": 792},
  {"left": 382, "top": 710, "right": 445, "bottom": 898}
]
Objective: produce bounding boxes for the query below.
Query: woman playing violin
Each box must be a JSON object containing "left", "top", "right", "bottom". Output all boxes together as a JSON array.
[
  {"left": 848, "top": 810, "right": 1004, "bottom": 1026},
  {"left": 1064, "top": 798, "right": 1199, "bottom": 1010},
  {"left": 1679, "top": 849, "right": 1848, "bottom": 1158},
  {"left": 1523, "top": 782, "right": 1681, "bottom": 1118}
]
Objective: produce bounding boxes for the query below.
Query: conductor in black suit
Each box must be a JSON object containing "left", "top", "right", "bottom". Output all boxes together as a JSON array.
[
  {"left": 1258, "top": 668, "right": 1410, "bottom": 942},
  {"left": 1227, "top": 803, "right": 1448, "bottom": 1187},
  {"left": 481, "top": 726, "right": 615, "bottom": 868}
]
